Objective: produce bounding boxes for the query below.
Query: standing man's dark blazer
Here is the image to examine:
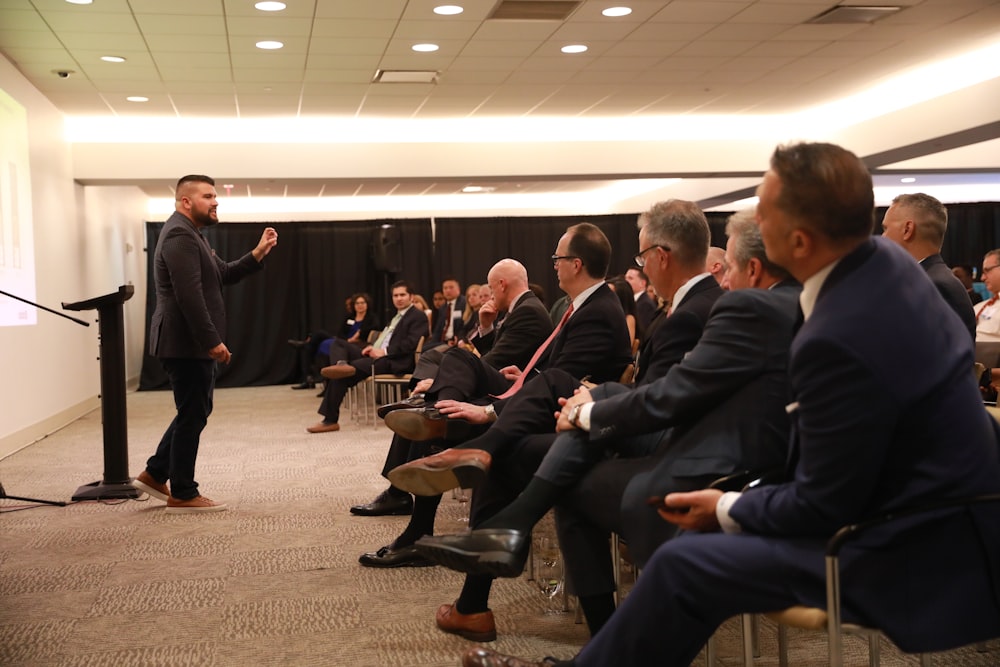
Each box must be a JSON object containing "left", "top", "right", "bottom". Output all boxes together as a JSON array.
[
  {"left": 634, "top": 275, "right": 723, "bottom": 385},
  {"left": 921, "top": 252, "right": 976, "bottom": 342},
  {"left": 472, "top": 290, "right": 553, "bottom": 370},
  {"left": 149, "top": 211, "right": 261, "bottom": 359},
  {"left": 430, "top": 294, "right": 467, "bottom": 343}
]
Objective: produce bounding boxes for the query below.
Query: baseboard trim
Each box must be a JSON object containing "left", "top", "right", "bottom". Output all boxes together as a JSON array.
[{"left": 0, "top": 396, "right": 100, "bottom": 461}]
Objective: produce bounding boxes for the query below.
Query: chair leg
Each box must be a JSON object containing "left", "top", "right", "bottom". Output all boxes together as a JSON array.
[
  {"left": 611, "top": 533, "right": 623, "bottom": 606},
  {"left": 867, "top": 632, "right": 880, "bottom": 667},
  {"left": 740, "top": 614, "right": 755, "bottom": 667},
  {"left": 777, "top": 623, "right": 789, "bottom": 667},
  {"left": 704, "top": 634, "right": 717, "bottom": 667}
]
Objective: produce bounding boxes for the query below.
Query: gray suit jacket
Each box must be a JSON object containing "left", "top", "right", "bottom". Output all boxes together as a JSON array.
[
  {"left": 591, "top": 282, "right": 800, "bottom": 566},
  {"left": 149, "top": 211, "right": 262, "bottom": 359}
]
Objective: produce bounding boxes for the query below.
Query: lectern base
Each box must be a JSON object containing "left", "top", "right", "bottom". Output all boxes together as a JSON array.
[{"left": 72, "top": 480, "right": 141, "bottom": 501}]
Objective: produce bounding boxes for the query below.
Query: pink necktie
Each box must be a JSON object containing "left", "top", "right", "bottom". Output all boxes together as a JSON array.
[{"left": 495, "top": 303, "right": 574, "bottom": 399}]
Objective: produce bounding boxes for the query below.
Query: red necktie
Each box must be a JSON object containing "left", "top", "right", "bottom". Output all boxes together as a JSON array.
[{"left": 495, "top": 303, "right": 574, "bottom": 399}]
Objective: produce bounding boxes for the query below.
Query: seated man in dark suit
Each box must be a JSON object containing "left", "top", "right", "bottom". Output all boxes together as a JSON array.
[
  {"left": 349, "top": 258, "right": 551, "bottom": 520},
  {"left": 305, "top": 280, "right": 427, "bottom": 433},
  {"left": 464, "top": 143, "right": 1000, "bottom": 667},
  {"left": 355, "top": 223, "right": 633, "bottom": 568},
  {"left": 403, "top": 210, "right": 796, "bottom": 641},
  {"left": 430, "top": 276, "right": 467, "bottom": 344},
  {"left": 880, "top": 191, "right": 976, "bottom": 341},
  {"left": 624, "top": 266, "right": 659, "bottom": 332}
]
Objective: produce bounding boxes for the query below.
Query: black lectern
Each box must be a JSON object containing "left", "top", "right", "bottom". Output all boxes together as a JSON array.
[{"left": 62, "top": 285, "right": 140, "bottom": 501}]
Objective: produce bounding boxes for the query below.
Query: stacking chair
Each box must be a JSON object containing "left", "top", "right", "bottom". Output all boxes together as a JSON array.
[
  {"left": 367, "top": 335, "right": 425, "bottom": 427},
  {"left": 708, "top": 469, "right": 1000, "bottom": 667}
]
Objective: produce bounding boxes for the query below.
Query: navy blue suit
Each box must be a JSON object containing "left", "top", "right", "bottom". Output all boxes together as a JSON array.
[{"left": 573, "top": 237, "right": 1000, "bottom": 666}]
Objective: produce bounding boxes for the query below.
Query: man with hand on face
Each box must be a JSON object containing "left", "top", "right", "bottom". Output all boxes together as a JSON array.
[{"left": 133, "top": 174, "right": 278, "bottom": 513}]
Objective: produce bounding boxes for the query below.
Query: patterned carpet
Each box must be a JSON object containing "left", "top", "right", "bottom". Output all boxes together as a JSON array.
[{"left": 1, "top": 385, "right": 996, "bottom": 666}]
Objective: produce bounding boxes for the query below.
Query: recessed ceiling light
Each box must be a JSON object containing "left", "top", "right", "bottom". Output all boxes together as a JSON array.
[
  {"left": 256, "top": 40, "right": 284, "bottom": 50},
  {"left": 126, "top": 96, "right": 148, "bottom": 102},
  {"left": 900, "top": 177, "right": 916, "bottom": 183},
  {"left": 65, "top": 0, "right": 92, "bottom": 5},
  {"left": 254, "top": 1, "right": 286, "bottom": 10},
  {"left": 602, "top": 7, "right": 632, "bottom": 17},
  {"left": 100, "top": 55, "right": 126, "bottom": 63},
  {"left": 434, "top": 5, "right": 464, "bottom": 15},
  {"left": 561, "top": 44, "right": 588, "bottom": 54},
  {"left": 462, "top": 186, "right": 496, "bottom": 193},
  {"left": 412, "top": 43, "right": 440, "bottom": 52}
]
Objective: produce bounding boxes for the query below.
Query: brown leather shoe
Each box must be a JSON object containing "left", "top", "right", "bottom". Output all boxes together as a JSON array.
[
  {"left": 306, "top": 421, "right": 340, "bottom": 433},
  {"left": 131, "top": 470, "right": 170, "bottom": 502},
  {"left": 436, "top": 602, "right": 497, "bottom": 642},
  {"left": 387, "top": 448, "right": 491, "bottom": 496},
  {"left": 321, "top": 364, "right": 356, "bottom": 380},
  {"left": 461, "top": 648, "right": 557, "bottom": 667}
]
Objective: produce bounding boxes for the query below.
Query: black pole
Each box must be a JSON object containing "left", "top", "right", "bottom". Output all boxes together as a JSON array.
[{"left": 0, "top": 289, "right": 89, "bottom": 327}]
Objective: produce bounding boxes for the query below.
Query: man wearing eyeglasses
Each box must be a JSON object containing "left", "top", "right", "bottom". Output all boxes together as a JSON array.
[{"left": 974, "top": 249, "right": 1000, "bottom": 341}]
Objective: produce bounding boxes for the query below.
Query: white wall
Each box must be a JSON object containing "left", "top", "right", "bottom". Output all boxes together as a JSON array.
[{"left": 0, "top": 56, "right": 147, "bottom": 459}]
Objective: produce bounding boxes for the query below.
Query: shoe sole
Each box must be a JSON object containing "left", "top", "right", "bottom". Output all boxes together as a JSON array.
[
  {"left": 388, "top": 462, "right": 487, "bottom": 497},
  {"left": 358, "top": 555, "right": 436, "bottom": 568},
  {"left": 384, "top": 410, "right": 446, "bottom": 441},
  {"left": 165, "top": 504, "right": 228, "bottom": 514},
  {"left": 349, "top": 505, "right": 413, "bottom": 516},
  {"left": 131, "top": 478, "right": 169, "bottom": 502},
  {"left": 321, "top": 368, "right": 356, "bottom": 380},
  {"left": 415, "top": 541, "right": 525, "bottom": 578},
  {"left": 437, "top": 622, "right": 497, "bottom": 643}
]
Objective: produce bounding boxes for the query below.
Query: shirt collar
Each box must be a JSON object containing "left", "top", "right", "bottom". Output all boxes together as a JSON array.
[
  {"left": 571, "top": 282, "right": 604, "bottom": 314},
  {"left": 671, "top": 273, "right": 711, "bottom": 312},
  {"left": 799, "top": 260, "right": 840, "bottom": 321}
]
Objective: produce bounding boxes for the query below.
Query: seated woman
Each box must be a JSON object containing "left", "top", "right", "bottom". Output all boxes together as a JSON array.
[{"left": 290, "top": 292, "right": 380, "bottom": 389}]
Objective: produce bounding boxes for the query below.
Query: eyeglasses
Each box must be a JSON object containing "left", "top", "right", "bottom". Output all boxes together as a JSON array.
[
  {"left": 551, "top": 254, "right": 579, "bottom": 265},
  {"left": 984, "top": 265, "right": 1000, "bottom": 276},
  {"left": 633, "top": 244, "right": 670, "bottom": 268}
]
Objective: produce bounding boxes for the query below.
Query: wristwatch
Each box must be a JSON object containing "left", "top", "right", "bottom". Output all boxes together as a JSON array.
[
  {"left": 568, "top": 404, "right": 582, "bottom": 428},
  {"left": 483, "top": 404, "right": 498, "bottom": 422}
]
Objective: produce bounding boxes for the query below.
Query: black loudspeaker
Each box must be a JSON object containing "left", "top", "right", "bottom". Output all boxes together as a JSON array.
[{"left": 372, "top": 224, "right": 402, "bottom": 273}]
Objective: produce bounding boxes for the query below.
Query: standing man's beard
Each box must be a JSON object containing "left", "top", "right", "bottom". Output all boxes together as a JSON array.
[{"left": 193, "top": 209, "right": 218, "bottom": 227}]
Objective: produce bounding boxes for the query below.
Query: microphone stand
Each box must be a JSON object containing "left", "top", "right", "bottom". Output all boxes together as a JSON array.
[{"left": 0, "top": 289, "right": 88, "bottom": 508}]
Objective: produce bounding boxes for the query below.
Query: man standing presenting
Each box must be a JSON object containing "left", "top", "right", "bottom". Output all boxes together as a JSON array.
[{"left": 132, "top": 175, "right": 277, "bottom": 514}]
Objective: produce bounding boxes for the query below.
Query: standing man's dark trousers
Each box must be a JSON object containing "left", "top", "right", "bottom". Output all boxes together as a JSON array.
[{"left": 147, "top": 358, "right": 216, "bottom": 501}]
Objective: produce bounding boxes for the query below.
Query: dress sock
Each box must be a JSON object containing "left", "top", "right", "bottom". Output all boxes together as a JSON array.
[{"left": 393, "top": 493, "right": 442, "bottom": 547}]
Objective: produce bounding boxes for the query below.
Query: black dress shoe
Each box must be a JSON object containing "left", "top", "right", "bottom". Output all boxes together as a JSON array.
[
  {"left": 287, "top": 338, "right": 309, "bottom": 347},
  {"left": 359, "top": 543, "right": 436, "bottom": 568},
  {"left": 415, "top": 529, "right": 530, "bottom": 578},
  {"left": 350, "top": 489, "right": 413, "bottom": 516},
  {"left": 377, "top": 393, "right": 427, "bottom": 419},
  {"left": 385, "top": 407, "right": 479, "bottom": 442},
  {"left": 290, "top": 379, "right": 316, "bottom": 390}
]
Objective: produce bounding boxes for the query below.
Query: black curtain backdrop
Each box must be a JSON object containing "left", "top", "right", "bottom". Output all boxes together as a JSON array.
[{"left": 139, "top": 203, "right": 1000, "bottom": 390}]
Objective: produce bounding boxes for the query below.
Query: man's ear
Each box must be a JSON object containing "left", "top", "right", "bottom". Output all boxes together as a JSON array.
[
  {"left": 746, "top": 257, "right": 763, "bottom": 287},
  {"left": 902, "top": 220, "right": 916, "bottom": 242}
]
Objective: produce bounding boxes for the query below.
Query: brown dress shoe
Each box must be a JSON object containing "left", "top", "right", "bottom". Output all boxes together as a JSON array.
[
  {"left": 461, "top": 648, "right": 557, "bottom": 667},
  {"left": 387, "top": 448, "right": 491, "bottom": 496},
  {"left": 306, "top": 421, "right": 340, "bottom": 433},
  {"left": 131, "top": 470, "right": 170, "bottom": 502},
  {"left": 436, "top": 602, "right": 497, "bottom": 642},
  {"left": 320, "top": 364, "right": 357, "bottom": 380}
]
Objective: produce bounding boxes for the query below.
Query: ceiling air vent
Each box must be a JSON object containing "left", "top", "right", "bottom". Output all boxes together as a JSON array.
[
  {"left": 374, "top": 70, "right": 439, "bottom": 83},
  {"left": 488, "top": 1, "right": 581, "bottom": 21},
  {"left": 807, "top": 5, "right": 903, "bottom": 24}
]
